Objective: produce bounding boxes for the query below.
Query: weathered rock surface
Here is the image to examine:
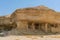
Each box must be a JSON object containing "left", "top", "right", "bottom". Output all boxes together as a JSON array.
[{"left": 0, "top": 5, "right": 60, "bottom": 36}]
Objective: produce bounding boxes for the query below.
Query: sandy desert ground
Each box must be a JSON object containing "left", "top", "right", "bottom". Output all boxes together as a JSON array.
[{"left": 0, "top": 35, "right": 60, "bottom": 40}]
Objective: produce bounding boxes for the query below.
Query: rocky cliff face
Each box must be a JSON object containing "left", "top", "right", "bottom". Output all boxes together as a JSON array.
[
  {"left": 11, "top": 6, "right": 60, "bottom": 24},
  {"left": 0, "top": 5, "right": 60, "bottom": 36},
  {"left": 0, "top": 15, "right": 16, "bottom": 34},
  {"left": 0, "top": 5, "right": 58, "bottom": 26},
  {"left": 9, "top": 6, "right": 60, "bottom": 35}
]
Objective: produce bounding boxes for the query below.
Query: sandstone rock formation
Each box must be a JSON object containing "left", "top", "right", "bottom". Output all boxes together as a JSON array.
[
  {"left": 10, "top": 6, "right": 60, "bottom": 34},
  {"left": 0, "top": 5, "right": 60, "bottom": 35}
]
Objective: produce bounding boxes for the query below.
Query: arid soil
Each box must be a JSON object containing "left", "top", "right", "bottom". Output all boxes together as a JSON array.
[{"left": 0, "top": 35, "right": 60, "bottom": 40}]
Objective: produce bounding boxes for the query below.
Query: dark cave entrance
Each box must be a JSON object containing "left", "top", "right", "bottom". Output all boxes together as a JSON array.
[{"left": 34, "top": 23, "right": 39, "bottom": 30}]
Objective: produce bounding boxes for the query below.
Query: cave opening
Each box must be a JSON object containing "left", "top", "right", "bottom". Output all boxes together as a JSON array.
[{"left": 34, "top": 23, "right": 39, "bottom": 30}]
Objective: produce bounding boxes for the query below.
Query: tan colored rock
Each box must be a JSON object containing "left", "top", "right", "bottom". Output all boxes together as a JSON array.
[
  {"left": 10, "top": 6, "right": 60, "bottom": 34},
  {"left": 0, "top": 5, "right": 60, "bottom": 34}
]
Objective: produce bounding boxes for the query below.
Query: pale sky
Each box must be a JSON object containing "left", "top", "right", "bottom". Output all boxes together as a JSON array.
[{"left": 0, "top": 0, "right": 60, "bottom": 16}]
